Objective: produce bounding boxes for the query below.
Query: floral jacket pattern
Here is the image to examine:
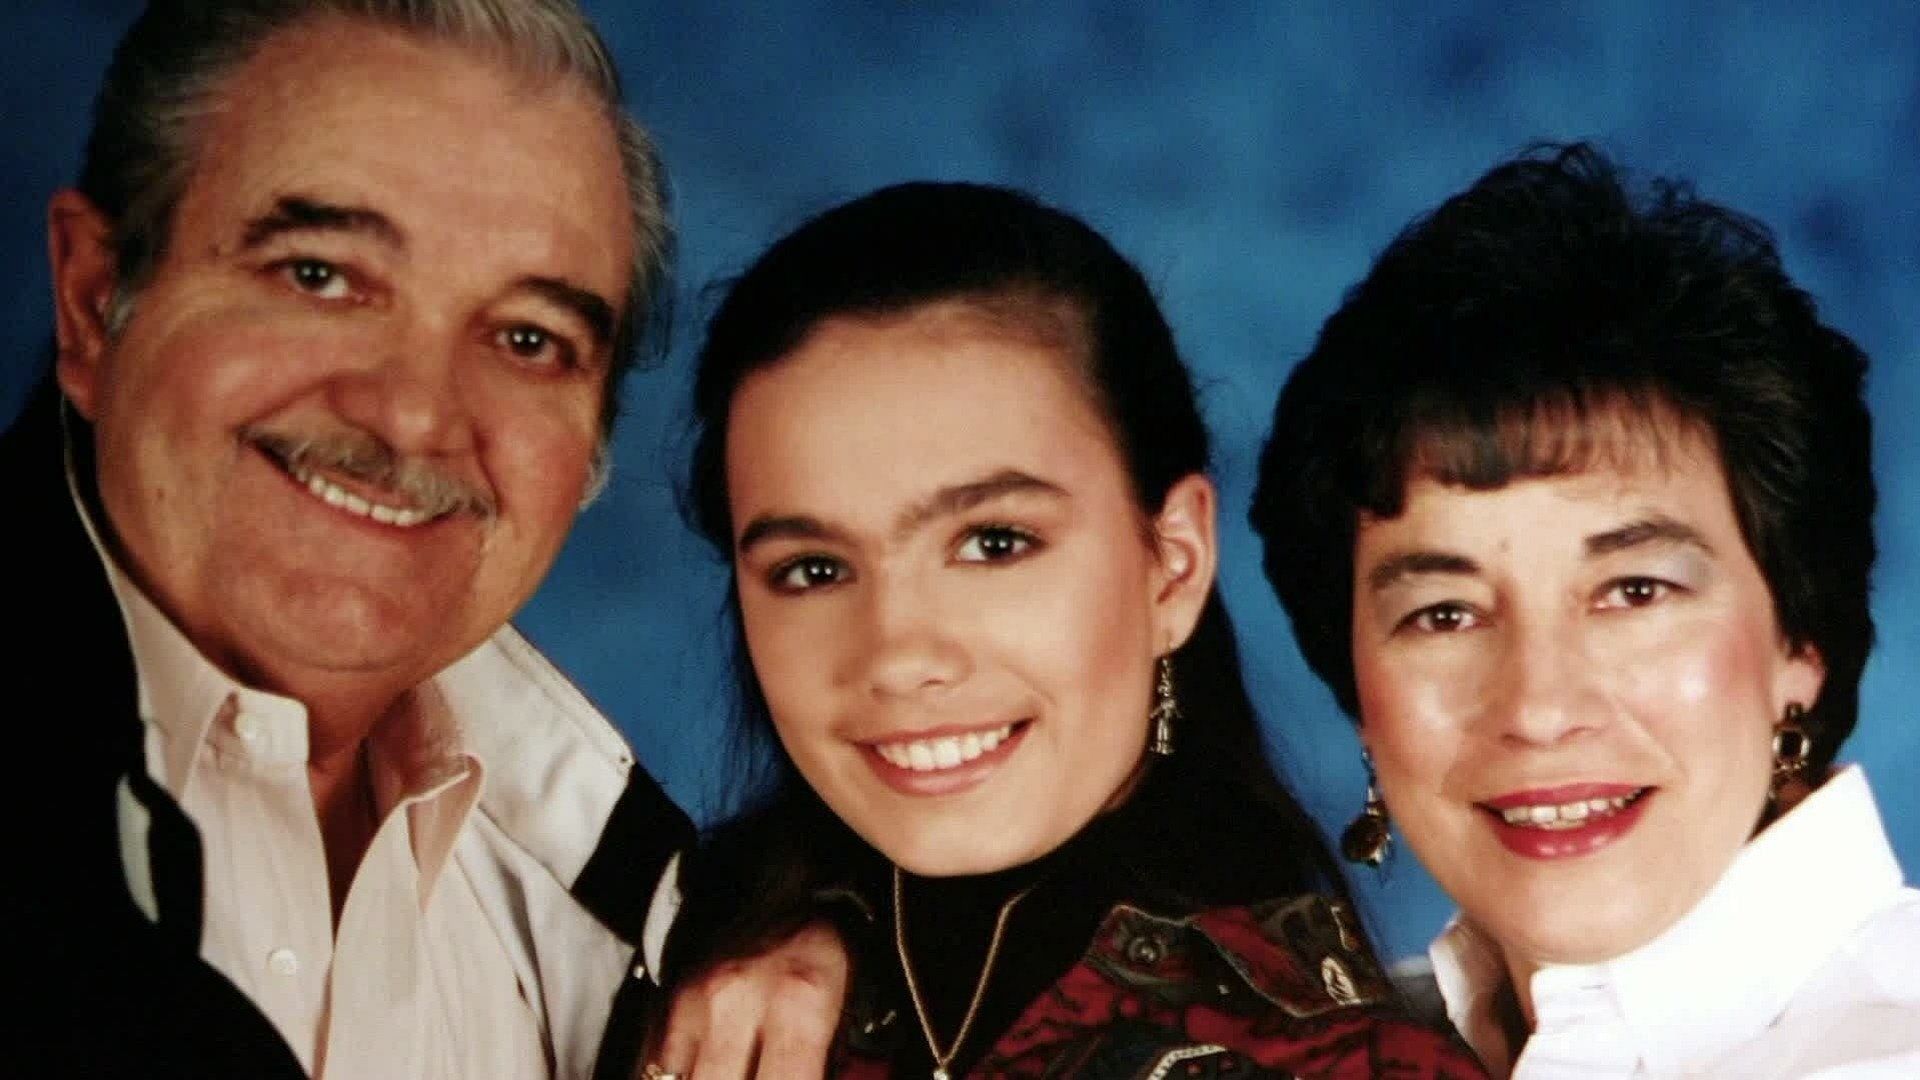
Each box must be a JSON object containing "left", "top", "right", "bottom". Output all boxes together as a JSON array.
[{"left": 833, "top": 894, "right": 1486, "bottom": 1079}]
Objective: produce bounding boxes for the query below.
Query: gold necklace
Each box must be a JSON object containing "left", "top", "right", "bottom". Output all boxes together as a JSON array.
[{"left": 892, "top": 865, "right": 1033, "bottom": 1080}]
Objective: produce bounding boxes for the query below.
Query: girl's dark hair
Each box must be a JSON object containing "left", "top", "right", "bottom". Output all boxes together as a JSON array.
[
  {"left": 671, "top": 181, "right": 1352, "bottom": 977},
  {"left": 1251, "top": 143, "right": 1876, "bottom": 771}
]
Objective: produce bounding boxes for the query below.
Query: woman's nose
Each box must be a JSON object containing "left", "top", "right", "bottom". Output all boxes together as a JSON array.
[{"left": 1484, "top": 618, "right": 1608, "bottom": 748}]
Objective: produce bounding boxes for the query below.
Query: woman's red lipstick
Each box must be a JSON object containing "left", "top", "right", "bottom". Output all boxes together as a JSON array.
[{"left": 1480, "top": 783, "right": 1653, "bottom": 859}]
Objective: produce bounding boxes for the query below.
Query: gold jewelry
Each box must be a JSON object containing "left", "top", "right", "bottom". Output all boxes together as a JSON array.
[
  {"left": 1149, "top": 654, "right": 1178, "bottom": 756},
  {"left": 893, "top": 865, "right": 1032, "bottom": 1080},
  {"left": 640, "top": 1064, "right": 682, "bottom": 1080},
  {"left": 1340, "top": 752, "right": 1392, "bottom": 866},
  {"left": 1772, "top": 702, "right": 1812, "bottom": 790}
]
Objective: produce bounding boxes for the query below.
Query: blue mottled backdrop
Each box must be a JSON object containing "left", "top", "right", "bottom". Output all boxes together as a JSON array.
[{"left": 5, "top": 3, "right": 1915, "bottom": 962}]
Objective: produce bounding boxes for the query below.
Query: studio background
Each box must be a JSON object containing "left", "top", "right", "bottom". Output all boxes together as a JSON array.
[{"left": 5, "top": 2, "right": 1915, "bottom": 965}]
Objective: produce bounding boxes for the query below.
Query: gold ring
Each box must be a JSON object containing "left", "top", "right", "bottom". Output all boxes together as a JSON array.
[{"left": 642, "top": 1064, "right": 683, "bottom": 1080}]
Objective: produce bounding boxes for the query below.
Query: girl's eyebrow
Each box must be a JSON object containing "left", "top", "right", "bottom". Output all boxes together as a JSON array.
[
  {"left": 735, "top": 469, "right": 1066, "bottom": 556},
  {"left": 890, "top": 469, "right": 1065, "bottom": 541}
]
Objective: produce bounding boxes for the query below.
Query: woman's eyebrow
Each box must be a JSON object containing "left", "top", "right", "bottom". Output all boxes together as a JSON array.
[
  {"left": 1364, "top": 550, "right": 1479, "bottom": 592},
  {"left": 1585, "top": 515, "right": 1713, "bottom": 558}
]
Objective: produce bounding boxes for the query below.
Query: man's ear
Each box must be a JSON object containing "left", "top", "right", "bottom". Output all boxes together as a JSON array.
[
  {"left": 1148, "top": 473, "right": 1218, "bottom": 653},
  {"left": 48, "top": 189, "right": 120, "bottom": 419}
]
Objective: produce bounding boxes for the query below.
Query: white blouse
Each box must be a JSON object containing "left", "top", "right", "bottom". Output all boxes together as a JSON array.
[{"left": 1429, "top": 766, "right": 1920, "bottom": 1079}]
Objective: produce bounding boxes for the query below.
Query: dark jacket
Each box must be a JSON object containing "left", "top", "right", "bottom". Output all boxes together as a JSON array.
[
  {"left": 6, "top": 376, "right": 691, "bottom": 1079},
  {"left": 832, "top": 892, "right": 1484, "bottom": 1079}
]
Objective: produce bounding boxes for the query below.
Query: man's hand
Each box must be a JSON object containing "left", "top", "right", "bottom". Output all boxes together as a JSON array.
[{"left": 652, "top": 922, "right": 849, "bottom": 1080}]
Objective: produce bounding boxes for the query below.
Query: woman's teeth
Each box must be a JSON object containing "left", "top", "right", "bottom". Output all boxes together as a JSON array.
[
  {"left": 1499, "top": 793, "right": 1640, "bottom": 830},
  {"left": 874, "top": 723, "right": 1015, "bottom": 772}
]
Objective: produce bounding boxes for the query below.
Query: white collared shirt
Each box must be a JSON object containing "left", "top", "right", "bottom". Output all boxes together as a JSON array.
[
  {"left": 80, "top": 496, "right": 550, "bottom": 1078},
  {"left": 1430, "top": 766, "right": 1920, "bottom": 1079}
]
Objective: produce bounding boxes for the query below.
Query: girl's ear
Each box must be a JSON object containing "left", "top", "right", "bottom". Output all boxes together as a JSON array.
[{"left": 1148, "top": 473, "right": 1218, "bottom": 653}]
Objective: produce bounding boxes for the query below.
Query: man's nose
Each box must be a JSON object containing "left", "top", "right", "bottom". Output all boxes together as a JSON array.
[{"left": 327, "top": 325, "right": 475, "bottom": 456}]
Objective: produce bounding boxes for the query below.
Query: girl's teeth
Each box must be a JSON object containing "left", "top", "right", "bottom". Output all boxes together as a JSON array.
[
  {"left": 1500, "top": 794, "right": 1636, "bottom": 829},
  {"left": 875, "top": 724, "right": 1016, "bottom": 772}
]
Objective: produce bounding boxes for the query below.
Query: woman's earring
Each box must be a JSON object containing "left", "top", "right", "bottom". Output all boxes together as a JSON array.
[
  {"left": 1771, "top": 702, "right": 1812, "bottom": 796},
  {"left": 1149, "top": 655, "right": 1177, "bottom": 757},
  {"left": 1341, "top": 753, "right": 1392, "bottom": 867}
]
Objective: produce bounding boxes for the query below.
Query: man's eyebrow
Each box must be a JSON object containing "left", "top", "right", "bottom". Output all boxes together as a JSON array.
[
  {"left": 737, "top": 514, "right": 850, "bottom": 555},
  {"left": 515, "top": 275, "right": 617, "bottom": 348},
  {"left": 1585, "top": 516, "right": 1714, "bottom": 558},
  {"left": 892, "top": 470, "right": 1066, "bottom": 539},
  {"left": 1365, "top": 550, "right": 1480, "bottom": 592},
  {"left": 241, "top": 195, "right": 402, "bottom": 250}
]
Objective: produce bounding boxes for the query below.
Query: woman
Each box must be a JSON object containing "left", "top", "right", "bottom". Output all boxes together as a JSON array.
[
  {"left": 662, "top": 182, "right": 1484, "bottom": 1078},
  {"left": 1252, "top": 143, "right": 1919, "bottom": 1077}
]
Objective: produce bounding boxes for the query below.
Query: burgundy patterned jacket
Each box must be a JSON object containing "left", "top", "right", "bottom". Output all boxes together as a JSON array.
[{"left": 833, "top": 894, "right": 1486, "bottom": 1079}]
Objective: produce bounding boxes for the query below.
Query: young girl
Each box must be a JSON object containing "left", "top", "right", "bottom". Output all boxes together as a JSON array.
[{"left": 663, "top": 182, "right": 1482, "bottom": 1078}]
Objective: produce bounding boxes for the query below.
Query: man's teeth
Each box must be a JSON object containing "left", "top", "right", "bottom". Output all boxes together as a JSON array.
[
  {"left": 291, "top": 464, "right": 429, "bottom": 527},
  {"left": 1500, "top": 794, "right": 1638, "bottom": 830},
  {"left": 874, "top": 724, "right": 1015, "bottom": 772}
]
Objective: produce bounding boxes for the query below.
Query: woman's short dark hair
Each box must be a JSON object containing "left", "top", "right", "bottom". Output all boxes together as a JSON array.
[
  {"left": 1250, "top": 143, "right": 1876, "bottom": 771},
  {"left": 675, "top": 181, "right": 1349, "bottom": 971}
]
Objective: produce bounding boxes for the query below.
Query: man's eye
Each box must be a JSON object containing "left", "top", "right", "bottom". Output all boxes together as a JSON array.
[
  {"left": 1598, "top": 577, "right": 1673, "bottom": 610},
  {"left": 497, "top": 324, "right": 577, "bottom": 369},
  {"left": 954, "top": 526, "right": 1036, "bottom": 563},
  {"left": 771, "top": 556, "right": 848, "bottom": 593},
  {"left": 1401, "top": 602, "right": 1479, "bottom": 634},
  {"left": 284, "top": 258, "right": 351, "bottom": 300}
]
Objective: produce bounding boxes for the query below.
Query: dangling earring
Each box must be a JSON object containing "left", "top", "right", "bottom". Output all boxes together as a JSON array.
[
  {"left": 1771, "top": 702, "right": 1812, "bottom": 798},
  {"left": 1148, "top": 655, "right": 1177, "bottom": 756},
  {"left": 1341, "top": 752, "right": 1392, "bottom": 867}
]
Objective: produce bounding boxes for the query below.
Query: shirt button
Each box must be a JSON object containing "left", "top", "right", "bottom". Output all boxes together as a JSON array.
[
  {"left": 235, "top": 713, "right": 264, "bottom": 744},
  {"left": 267, "top": 948, "right": 300, "bottom": 977}
]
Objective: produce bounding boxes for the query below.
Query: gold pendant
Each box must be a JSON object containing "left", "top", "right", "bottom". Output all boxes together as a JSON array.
[{"left": 933, "top": 1070, "right": 950, "bottom": 1080}]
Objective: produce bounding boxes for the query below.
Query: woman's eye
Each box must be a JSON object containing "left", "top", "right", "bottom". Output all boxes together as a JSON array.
[
  {"left": 497, "top": 323, "right": 577, "bottom": 370},
  {"left": 1400, "top": 602, "right": 1479, "bottom": 634},
  {"left": 283, "top": 258, "right": 351, "bottom": 301},
  {"left": 954, "top": 525, "right": 1036, "bottom": 564},
  {"left": 1598, "top": 576, "right": 1672, "bottom": 610},
  {"left": 770, "top": 556, "right": 848, "bottom": 593}
]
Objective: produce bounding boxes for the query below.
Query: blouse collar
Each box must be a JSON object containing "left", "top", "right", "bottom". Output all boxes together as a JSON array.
[{"left": 1430, "top": 765, "right": 1905, "bottom": 1077}]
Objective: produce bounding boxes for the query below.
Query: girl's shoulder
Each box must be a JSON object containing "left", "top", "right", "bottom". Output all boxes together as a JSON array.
[{"left": 974, "top": 894, "right": 1487, "bottom": 1079}]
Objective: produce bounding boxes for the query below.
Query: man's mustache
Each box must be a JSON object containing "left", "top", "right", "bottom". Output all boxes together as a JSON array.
[{"left": 245, "top": 426, "right": 497, "bottom": 522}]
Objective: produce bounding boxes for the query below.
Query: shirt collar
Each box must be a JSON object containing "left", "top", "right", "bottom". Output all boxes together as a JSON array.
[
  {"left": 67, "top": 435, "right": 485, "bottom": 897},
  {"left": 62, "top": 414, "right": 640, "bottom": 900},
  {"left": 66, "top": 439, "right": 266, "bottom": 796},
  {"left": 1431, "top": 766, "right": 1905, "bottom": 1077}
]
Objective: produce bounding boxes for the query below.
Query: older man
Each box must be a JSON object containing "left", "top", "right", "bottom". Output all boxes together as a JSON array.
[{"left": 17, "top": 2, "right": 836, "bottom": 1077}]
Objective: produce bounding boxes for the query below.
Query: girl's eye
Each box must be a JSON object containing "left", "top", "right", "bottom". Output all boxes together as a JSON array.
[
  {"left": 1597, "top": 576, "right": 1673, "bottom": 610},
  {"left": 770, "top": 556, "right": 848, "bottom": 593},
  {"left": 496, "top": 323, "right": 578, "bottom": 370},
  {"left": 954, "top": 525, "right": 1036, "bottom": 564},
  {"left": 284, "top": 258, "right": 351, "bottom": 300},
  {"left": 1400, "top": 601, "right": 1480, "bottom": 635}
]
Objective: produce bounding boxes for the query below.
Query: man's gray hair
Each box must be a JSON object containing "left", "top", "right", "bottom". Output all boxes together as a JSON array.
[{"left": 81, "top": 0, "right": 671, "bottom": 443}]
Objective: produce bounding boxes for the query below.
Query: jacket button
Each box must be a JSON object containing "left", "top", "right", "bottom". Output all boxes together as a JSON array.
[{"left": 1125, "top": 934, "right": 1167, "bottom": 966}]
